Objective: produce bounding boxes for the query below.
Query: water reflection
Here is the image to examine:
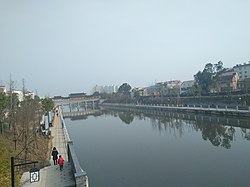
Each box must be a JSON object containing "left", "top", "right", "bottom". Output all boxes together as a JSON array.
[
  {"left": 197, "top": 122, "right": 235, "bottom": 149},
  {"left": 118, "top": 112, "right": 134, "bottom": 124},
  {"left": 63, "top": 106, "right": 250, "bottom": 149},
  {"left": 241, "top": 128, "right": 250, "bottom": 140}
]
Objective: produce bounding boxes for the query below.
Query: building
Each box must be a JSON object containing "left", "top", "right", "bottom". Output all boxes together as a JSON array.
[
  {"left": 146, "top": 85, "right": 158, "bottom": 96},
  {"left": 103, "top": 85, "right": 118, "bottom": 94},
  {"left": 0, "top": 85, "right": 7, "bottom": 93},
  {"left": 219, "top": 70, "right": 238, "bottom": 91},
  {"left": 180, "top": 80, "right": 195, "bottom": 95},
  {"left": 233, "top": 62, "right": 250, "bottom": 81},
  {"left": 131, "top": 87, "right": 148, "bottom": 97},
  {"left": 6, "top": 90, "right": 35, "bottom": 101},
  {"left": 161, "top": 80, "right": 181, "bottom": 96},
  {"left": 69, "top": 92, "right": 86, "bottom": 98},
  {"left": 92, "top": 85, "right": 103, "bottom": 93},
  {"left": 92, "top": 85, "right": 118, "bottom": 94},
  {"left": 145, "top": 80, "right": 181, "bottom": 97}
]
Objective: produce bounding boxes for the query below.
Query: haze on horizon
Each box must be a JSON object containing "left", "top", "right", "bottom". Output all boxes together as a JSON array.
[{"left": 1, "top": 0, "right": 250, "bottom": 97}]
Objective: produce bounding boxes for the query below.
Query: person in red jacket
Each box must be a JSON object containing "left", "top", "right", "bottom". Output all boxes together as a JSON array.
[{"left": 58, "top": 155, "right": 65, "bottom": 171}]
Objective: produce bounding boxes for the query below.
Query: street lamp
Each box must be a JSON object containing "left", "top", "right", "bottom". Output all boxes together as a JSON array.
[{"left": 11, "top": 156, "right": 39, "bottom": 187}]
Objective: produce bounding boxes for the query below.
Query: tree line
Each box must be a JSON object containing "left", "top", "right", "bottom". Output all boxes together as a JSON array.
[{"left": 0, "top": 82, "right": 54, "bottom": 186}]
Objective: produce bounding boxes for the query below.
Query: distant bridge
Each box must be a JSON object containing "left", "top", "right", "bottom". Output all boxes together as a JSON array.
[
  {"left": 63, "top": 109, "right": 101, "bottom": 118},
  {"left": 53, "top": 96, "right": 101, "bottom": 112},
  {"left": 53, "top": 96, "right": 100, "bottom": 105}
]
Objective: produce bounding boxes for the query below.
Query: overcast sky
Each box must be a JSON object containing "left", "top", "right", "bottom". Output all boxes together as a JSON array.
[{"left": 1, "top": 0, "right": 250, "bottom": 97}]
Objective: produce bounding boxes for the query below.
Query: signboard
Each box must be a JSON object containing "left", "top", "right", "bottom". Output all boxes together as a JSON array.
[{"left": 30, "top": 168, "right": 40, "bottom": 183}]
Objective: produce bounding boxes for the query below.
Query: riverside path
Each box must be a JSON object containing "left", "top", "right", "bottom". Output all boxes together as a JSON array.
[{"left": 21, "top": 113, "right": 75, "bottom": 187}]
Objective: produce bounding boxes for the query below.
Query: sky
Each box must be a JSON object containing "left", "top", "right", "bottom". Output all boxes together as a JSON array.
[{"left": 1, "top": 0, "right": 250, "bottom": 97}]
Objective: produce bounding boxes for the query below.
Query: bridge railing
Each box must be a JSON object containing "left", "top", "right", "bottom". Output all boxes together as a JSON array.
[{"left": 53, "top": 96, "right": 100, "bottom": 103}]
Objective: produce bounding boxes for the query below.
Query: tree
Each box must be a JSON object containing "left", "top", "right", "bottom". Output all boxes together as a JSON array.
[
  {"left": 214, "top": 61, "right": 224, "bottom": 73},
  {"left": 194, "top": 61, "right": 225, "bottom": 94},
  {"left": 0, "top": 92, "right": 7, "bottom": 134},
  {"left": 92, "top": 91, "right": 100, "bottom": 97},
  {"left": 41, "top": 97, "right": 54, "bottom": 134},
  {"left": 241, "top": 79, "right": 250, "bottom": 93},
  {"left": 41, "top": 97, "right": 54, "bottom": 115},
  {"left": 118, "top": 83, "right": 132, "bottom": 95},
  {"left": 195, "top": 63, "right": 214, "bottom": 93}
]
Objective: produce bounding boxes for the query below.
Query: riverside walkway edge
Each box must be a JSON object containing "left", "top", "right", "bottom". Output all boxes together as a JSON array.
[
  {"left": 20, "top": 110, "right": 83, "bottom": 187},
  {"left": 60, "top": 107, "right": 89, "bottom": 187}
]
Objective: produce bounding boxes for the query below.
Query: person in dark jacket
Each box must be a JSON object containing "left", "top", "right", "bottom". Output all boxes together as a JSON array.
[{"left": 51, "top": 147, "right": 59, "bottom": 165}]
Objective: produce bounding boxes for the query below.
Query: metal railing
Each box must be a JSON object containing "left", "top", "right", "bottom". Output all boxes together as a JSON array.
[
  {"left": 68, "top": 141, "right": 89, "bottom": 187},
  {"left": 59, "top": 106, "right": 89, "bottom": 187}
]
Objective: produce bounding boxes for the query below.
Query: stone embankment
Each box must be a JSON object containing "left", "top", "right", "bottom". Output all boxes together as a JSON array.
[{"left": 102, "top": 103, "right": 250, "bottom": 117}]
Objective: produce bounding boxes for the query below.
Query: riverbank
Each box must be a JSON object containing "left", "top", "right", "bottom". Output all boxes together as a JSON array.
[
  {"left": 104, "top": 93, "right": 250, "bottom": 109},
  {"left": 20, "top": 113, "right": 75, "bottom": 187},
  {"left": 102, "top": 103, "right": 250, "bottom": 117}
]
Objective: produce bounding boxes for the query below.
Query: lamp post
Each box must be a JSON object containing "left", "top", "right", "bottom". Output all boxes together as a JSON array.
[{"left": 11, "top": 157, "right": 39, "bottom": 187}]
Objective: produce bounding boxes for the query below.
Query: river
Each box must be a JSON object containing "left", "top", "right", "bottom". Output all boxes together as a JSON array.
[{"left": 64, "top": 106, "right": 250, "bottom": 187}]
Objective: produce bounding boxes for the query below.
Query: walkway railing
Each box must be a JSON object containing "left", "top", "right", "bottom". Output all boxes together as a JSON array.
[
  {"left": 59, "top": 106, "right": 89, "bottom": 187},
  {"left": 68, "top": 141, "right": 89, "bottom": 187}
]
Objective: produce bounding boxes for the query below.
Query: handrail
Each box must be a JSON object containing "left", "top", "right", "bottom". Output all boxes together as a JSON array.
[
  {"left": 58, "top": 106, "right": 89, "bottom": 187},
  {"left": 68, "top": 141, "right": 89, "bottom": 187}
]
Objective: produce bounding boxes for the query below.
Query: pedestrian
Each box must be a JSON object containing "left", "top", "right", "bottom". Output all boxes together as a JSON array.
[
  {"left": 58, "top": 155, "right": 65, "bottom": 171},
  {"left": 51, "top": 147, "right": 59, "bottom": 165}
]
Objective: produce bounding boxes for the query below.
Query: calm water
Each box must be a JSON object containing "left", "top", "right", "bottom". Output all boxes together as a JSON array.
[{"left": 65, "top": 107, "right": 250, "bottom": 187}]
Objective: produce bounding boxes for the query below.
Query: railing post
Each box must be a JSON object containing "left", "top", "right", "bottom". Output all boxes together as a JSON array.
[
  {"left": 67, "top": 141, "right": 73, "bottom": 163},
  {"left": 11, "top": 157, "right": 15, "bottom": 187}
]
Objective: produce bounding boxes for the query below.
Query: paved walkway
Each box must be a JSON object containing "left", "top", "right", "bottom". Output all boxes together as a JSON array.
[{"left": 21, "top": 114, "right": 75, "bottom": 187}]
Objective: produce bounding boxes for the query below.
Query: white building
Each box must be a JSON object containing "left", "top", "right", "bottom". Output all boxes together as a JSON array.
[
  {"left": 180, "top": 80, "right": 195, "bottom": 95},
  {"left": 0, "top": 85, "right": 7, "bottom": 93},
  {"left": 233, "top": 62, "right": 250, "bottom": 81},
  {"left": 93, "top": 85, "right": 118, "bottom": 94},
  {"left": 11, "top": 90, "right": 35, "bottom": 102},
  {"left": 92, "top": 85, "right": 103, "bottom": 93}
]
